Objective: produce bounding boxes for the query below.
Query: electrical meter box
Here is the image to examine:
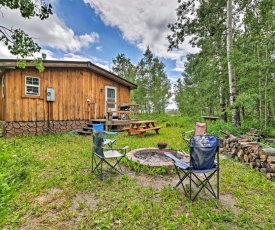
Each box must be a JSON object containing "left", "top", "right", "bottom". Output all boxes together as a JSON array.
[{"left": 46, "top": 87, "right": 55, "bottom": 102}]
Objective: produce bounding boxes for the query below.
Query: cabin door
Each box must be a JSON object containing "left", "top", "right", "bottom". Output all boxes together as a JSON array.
[{"left": 105, "top": 86, "right": 117, "bottom": 115}]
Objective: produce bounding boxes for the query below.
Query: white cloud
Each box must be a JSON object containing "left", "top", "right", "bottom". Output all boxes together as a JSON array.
[
  {"left": 0, "top": 43, "right": 15, "bottom": 59},
  {"left": 0, "top": 7, "right": 99, "bottom": 55},
  {"left": 84, "top": 0, "right": 199, "bottom": 73},
  {"left": 0, "top": 0, "right": 198, "bottom": 78},
  {"left": 96, "top": 46, "right": 103, "bottom": 51},
  {"left": 62, "top": 53, "right": 90, "bottom": 61}
]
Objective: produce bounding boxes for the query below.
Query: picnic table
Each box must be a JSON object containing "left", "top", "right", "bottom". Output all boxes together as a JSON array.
[
  {"left": 124, "top": 120, "right": 162, "bottom": 137},
  {"left": 201, "top": 116, "right": 220, "bottom": 122}
]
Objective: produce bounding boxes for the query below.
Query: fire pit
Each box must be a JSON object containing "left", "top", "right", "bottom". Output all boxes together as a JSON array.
[{"left": 126, "top": 148, "right": 189, "bottom": 168}]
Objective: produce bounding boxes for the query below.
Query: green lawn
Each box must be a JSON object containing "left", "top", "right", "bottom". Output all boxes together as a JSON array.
[{"left": 1, "top": 122, "right": 275, "bottom": 229}]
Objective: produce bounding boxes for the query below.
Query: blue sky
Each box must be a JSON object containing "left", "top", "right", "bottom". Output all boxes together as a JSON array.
[{"left": 0, "top": 0, "right": 199, "bottom": 109}]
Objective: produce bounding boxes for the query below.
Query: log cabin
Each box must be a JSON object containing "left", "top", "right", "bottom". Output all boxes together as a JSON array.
[{"left": 0, "top": 59, "right": 137, "bottom": 136}]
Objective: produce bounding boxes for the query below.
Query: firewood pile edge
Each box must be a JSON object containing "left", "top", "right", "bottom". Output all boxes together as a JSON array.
[{"left": 220, "top": 129, "right": 275, "bottom": 181}]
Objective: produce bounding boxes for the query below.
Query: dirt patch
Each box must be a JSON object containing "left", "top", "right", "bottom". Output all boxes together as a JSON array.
[
  {"left": 128, "top": 171, "right": 179, "bottom": 190},
  {"left": 6, "top": 172, "right": 238, "bottom": 229},
  {"left": 219, "top": 193, "right": 239, "bottom": 213},
  {"left": 128, "top": 171, "right": 238, "bottom": 214},
  {"left": 15, "top": 188, "right": 100, "bottom": 230},
  {"left": 71, "top": 192, "right": 98, "bottom": 212}
]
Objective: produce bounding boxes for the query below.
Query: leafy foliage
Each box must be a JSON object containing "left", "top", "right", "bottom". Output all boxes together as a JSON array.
[
  {"left": 168, "top": 0, "right": 275, "bottom": 132},
  {"left": 112, "top": 47, "right": 171, "bottom": 113},
  {"left": 0, "top": 0, "right": 52, "bottom": 71}
]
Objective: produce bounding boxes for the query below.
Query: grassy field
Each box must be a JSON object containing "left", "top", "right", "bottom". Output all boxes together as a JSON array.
[{"left": 1, "top": 117, "right": 275, "bottom": 229}]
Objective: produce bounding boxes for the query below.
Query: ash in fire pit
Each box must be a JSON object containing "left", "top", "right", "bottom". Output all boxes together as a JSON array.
[{"left": 126, "top": 148, "right": 189, "bottom": 168}]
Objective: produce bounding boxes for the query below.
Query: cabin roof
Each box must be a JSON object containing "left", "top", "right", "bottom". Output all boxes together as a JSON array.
[{"left": 0, "top": 59, "right": 137, "bottom": 90}]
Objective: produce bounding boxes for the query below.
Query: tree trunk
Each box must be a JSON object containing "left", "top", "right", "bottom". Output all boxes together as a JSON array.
[{"left": 226, "top": 0, "right": 240, "bottom": 127}]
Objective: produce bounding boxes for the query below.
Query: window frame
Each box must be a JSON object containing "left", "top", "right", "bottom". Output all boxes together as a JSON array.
[
  {"left": 25, "top": 76, "right": 40, "bottom": 96},
  {"left": 21, "top": 75, "right": 43, "bottom": 99}
]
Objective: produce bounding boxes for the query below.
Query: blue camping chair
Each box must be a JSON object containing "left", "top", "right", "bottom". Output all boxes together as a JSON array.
[
  {"left": 92, "top": 131, "right": 129, "bottom": 180},
  {"left": 92, "top": 124, "right": 117, "bottom": 148},
  {"left": 165, "top": 135, "right": 220, "bottom": 201}
]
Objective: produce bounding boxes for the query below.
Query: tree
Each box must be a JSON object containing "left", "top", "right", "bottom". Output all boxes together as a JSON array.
[
  {"left": 0, "top": 0, "right": 52, "bottom": 71},
  {"left": 168, "top": 0, "right": 275, "bottom": 130},
  {"left": 136, "top": 47, "right": 171, "bottom": 113},
  {"left": 112, "top": 54, "right": 137, "bottom": 102},
  {"left": 112, "top": 54, "right": 136, "bottom": 83},
  {"left": 167, "top": 0, "right": 242, "bottom": 125},
  {"left": 226, "top": 0, "right": 240, "bottom": 127}
]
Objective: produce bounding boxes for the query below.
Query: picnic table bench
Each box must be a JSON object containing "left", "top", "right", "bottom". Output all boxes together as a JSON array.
[{"left": 124, "top": 120, "right": 162, "bottom": 137}]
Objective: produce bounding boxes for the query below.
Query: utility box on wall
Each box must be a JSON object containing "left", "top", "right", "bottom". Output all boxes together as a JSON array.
[{"left": 46, "top": 87, "right": 55, "bottom": 102}]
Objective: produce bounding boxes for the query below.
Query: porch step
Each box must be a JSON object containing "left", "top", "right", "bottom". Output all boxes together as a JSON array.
[
  {"left": 83, "top": 127, "right": 93, "bottom": 132},
  {"left": 74, "top": 129, "right": 93, "bottom": 135}
]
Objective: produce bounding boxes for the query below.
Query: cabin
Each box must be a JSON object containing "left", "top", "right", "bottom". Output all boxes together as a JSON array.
[{"left": 0, "top": 59, "right": 137, "bottom": 136}]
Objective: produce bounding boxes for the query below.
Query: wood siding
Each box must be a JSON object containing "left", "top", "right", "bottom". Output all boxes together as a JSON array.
[{"left": 1, "top": 67, "right": 131, "bottom": 122}]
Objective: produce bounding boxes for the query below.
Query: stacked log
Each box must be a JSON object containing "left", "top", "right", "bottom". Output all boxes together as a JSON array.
[{"left": 220, "top": 130, "right": 275, "bottom": 181}]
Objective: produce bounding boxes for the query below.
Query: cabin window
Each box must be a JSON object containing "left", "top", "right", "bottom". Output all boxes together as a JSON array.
[{"left": 25, "top": 76, "right": 40, "bottom": 96}]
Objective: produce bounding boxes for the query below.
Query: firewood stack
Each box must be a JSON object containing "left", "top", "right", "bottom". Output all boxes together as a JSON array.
[{"left": 220, "top": 129, "right": 275, "bottom": 180}]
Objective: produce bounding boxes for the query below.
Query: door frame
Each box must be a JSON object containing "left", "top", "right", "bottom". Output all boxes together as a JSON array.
[{"left": 105, "top": 86, "right": 117, "bottom": 114}]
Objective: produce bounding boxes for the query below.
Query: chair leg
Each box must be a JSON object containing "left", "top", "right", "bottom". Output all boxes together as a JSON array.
[
  {"left": 174, "top": 168, "right": 219, "bottom": 201},
  {"left": 92, "top": 156, "right": 125, "bottom": 180},
  {"left": 217, "top": 169, "right": 219, "bottom": 199},
  {"left": 190, "top": 172, "right": 218, "bottom": 201},
  {"left": 103, "top": 157, "right": 125, "bottom": 175}
]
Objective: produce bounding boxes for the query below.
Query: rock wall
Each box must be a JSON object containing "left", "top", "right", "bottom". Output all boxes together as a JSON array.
[{"left": 3, "top": 120, "right": 88, "bottom": 137}]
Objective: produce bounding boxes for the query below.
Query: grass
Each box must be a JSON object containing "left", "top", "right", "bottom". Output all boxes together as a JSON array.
[{"left": 1, "top": 117, "right": 275, "bottom": 229}]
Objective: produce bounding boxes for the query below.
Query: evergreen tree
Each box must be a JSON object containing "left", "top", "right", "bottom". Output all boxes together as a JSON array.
[{"left": 136, "top": 47, "right": 171, "bottom": 113}]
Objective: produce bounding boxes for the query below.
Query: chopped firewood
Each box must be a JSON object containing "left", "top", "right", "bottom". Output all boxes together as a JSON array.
[
  {"left": 243, "top": 154, "right": 250, "bottom": 163},
  {"left": 266, "top": 164, "right": 275, "bottom": 173},
  {"left": 260, "top": 168, "right": 267, "bottom": 173},
  {"left": 261, "top": 147, "right": 275, "bottom": 157},
  {"left": 221, "top": 129, "right": 275, "bottom": 180},
  {"left": 266, "top": 173, "right": 275, "bottom": 180},
  {"left": 267, "top": 156, "right": 275, "bottom": 164}
]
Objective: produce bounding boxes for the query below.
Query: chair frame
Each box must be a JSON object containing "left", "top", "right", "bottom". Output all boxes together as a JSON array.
[
  {"left": 165, "top": 135, "right": 219, "bottom": 201},
  {"left": 92, "top": 123, "right": 117, "bottom": 148},
  {"left": 92, "top": 131, "right": 128, "bottom": 180}
]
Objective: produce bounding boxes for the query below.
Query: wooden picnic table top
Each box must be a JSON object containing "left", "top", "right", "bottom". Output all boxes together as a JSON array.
[
  {"left": 126, "top": 120, "right": 161, "bottom": 137},
  {"left": 129, "top": 120, "right": 156, "bottom": 124},
  {"left": 129, "top": 120, "right": 156, "bottom": 125},
  {"left": 201, "top": 116, "right": 220, "bottom": 121}
]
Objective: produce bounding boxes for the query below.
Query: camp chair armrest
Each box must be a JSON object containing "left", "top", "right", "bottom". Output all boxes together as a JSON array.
[
  {"left": 103, "top": 131, "right": 118, "bottom": 135},
  {"left": 103, "top": 139, "right": 112, "bottom": 145},
  {"left": 164, "top": 152, "right": 184, "bottom": 163},
  {"left": 111, "top": 146, "right": 129, "bottom": 154}
]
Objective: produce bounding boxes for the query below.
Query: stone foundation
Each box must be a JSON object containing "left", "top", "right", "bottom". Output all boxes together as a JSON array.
[{"left": 3, "top": 120, "right": 88, "bottom": 137}]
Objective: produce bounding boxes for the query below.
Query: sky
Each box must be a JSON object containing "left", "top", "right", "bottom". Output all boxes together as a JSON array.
[{"left": 0, "top": 0, "right": 199, "bottom": 109}]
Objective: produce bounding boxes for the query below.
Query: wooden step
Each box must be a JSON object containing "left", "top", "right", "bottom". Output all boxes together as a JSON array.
[
  {"left": 83, "top": 127, "right": 93, "bottom": 132},
  {"left": 74, "top": 129, "right": 93, "bottom": 135}
]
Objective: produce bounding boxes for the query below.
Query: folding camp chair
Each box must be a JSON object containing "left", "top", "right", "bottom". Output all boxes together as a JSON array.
[
  {"left": 182, "top": 122, "right": 207, "bottom": 147},
  {"left": 92, "top": 124, "right": 117, "bottom": 148},
  {"left": 165, "top": 135, "right": 219, "bottom": 201},
  {"left": 92, "top": 131, "right": 129, "bottom": 180}
]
